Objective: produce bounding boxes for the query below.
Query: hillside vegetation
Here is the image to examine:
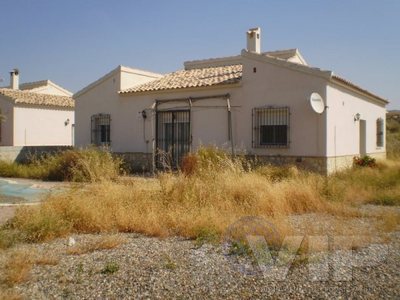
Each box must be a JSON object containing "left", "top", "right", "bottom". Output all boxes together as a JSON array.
[{"left": 387, "top": 111, "right": 400, "bottom": 159}]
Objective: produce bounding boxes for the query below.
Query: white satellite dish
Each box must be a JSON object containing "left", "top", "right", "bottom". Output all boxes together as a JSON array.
[{"left": 310, "top": 92, "right": 325, "bottom": 114}]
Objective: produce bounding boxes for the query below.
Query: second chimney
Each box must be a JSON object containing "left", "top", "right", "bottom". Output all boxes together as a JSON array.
[
  {"left": 246, "top": 27, "right": 261, "bottom": 54},
  {"left": 10, "top": 69, "right": 20, "bottom": 90}
]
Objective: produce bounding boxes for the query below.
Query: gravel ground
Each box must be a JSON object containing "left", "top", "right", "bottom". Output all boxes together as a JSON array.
[{"left": 0, "top": 210, "right": 398, "bottom": 299}]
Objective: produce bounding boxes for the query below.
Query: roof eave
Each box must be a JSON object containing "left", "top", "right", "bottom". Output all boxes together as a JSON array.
[
  {"left": 119, "top": 82, "right": 242, "bottom": 96},
  {"left": 74, "top": 65, "right": 163, "bottom": 98},
  {"left": 241, "top": 49, "right": 332, "bottom": 79},
  {"left": 73, "top": 66, "right": 123, "bottom": 98},
  {"left": 14, "top": 102, "right": 75, "bottom": 109},
  {"left": 330, "top": 76, "right": 389, "bottom": 105}
]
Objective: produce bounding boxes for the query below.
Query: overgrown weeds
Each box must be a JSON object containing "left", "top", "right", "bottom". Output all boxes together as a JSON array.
[
  {"left": 0, "top": 147, "right": 398, "bottom": 252},
  {"left": 100, "top": 262, "right": 119, "bottom": 274},
  {"left": 0, "top": 148, "right": 123, "bottom": 182},
  {"left": 0, "top": 248, "right": 60, "bottom": 288},
  {"left": 324, "top": 160, "right": 400, "bottom": 205}
]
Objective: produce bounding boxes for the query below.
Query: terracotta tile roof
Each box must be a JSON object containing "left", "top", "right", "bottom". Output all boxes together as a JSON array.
[
  {"left": 120, "top": 64, "right": 242, "bottom": 94},
  {"left": 120, "top": 51, "right": 387, "bottom": 104},
  {"left": 0, "top": 88, "right": 74, "bottom": 108}
]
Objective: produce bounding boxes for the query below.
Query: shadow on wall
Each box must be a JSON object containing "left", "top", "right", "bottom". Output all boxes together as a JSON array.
[{"left": 0, "top": 146, "right": 73, "bottom": 163}]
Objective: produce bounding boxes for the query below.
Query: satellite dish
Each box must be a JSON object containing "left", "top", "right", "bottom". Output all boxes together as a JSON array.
[{"left": 310, "top": 92, "right": 325, "bottom": 114}]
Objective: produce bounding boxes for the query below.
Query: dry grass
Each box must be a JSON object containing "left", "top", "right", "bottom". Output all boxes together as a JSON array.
[
  {"left": 2, "top": 152, "right": 339, "bottom": 249},
  {"left": 34, "top": 254, "right": 60, "bottom": 266},
  {"left": 0, "top": 288, "right": 22, "bottom": 300},
  {"left": 379, "top": 211, "right": 400, "bottom": 232},
  {"left": 0, "top": 248, "right": 60, "bottom": 287},
  {"left": 1, "top": 249, "right": 34, "bottom": 286},
  {"left": 0, "top": 148, "right": 123, "bottom": 182},
  {"left": 324, "top": 159, "right": 400, "bottom": 206},
  {"left": 2, "top": 147, "right": 399, "bottom": 250},
  {"left": 9, "top": 171, "right": 337, "bottom": 243},
  {"left": 66, "top": 235, "right": 126, "bottom": 255}
]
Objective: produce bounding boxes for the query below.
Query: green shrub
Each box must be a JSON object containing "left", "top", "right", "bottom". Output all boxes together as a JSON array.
[
  {"left": 353, "top": 155, "right": 377, "bottom": 168},
  {"left": 101, "top": 262, "right": 119, "bottom": 274}
]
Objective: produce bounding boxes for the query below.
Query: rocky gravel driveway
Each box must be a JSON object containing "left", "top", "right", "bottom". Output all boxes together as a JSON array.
[{"left": 0, "top": 227, "right": 396, "bottom": 299}]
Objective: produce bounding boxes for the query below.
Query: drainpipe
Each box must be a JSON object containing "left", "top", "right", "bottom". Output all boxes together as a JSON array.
[
  {"left": 151, "top": 101, "right": 157, "bottom": 174},
  {"left": 227, "top": 96, "right": 235, "bottom": 156},
  {"left": 188, "top": 97, "right": 193, "bottom": 152}
]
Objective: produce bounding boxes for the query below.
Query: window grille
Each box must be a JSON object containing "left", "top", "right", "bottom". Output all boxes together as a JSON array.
[
  {"left": 252, "top": 107, "right": 290, "bottom": 148},
  {"left": 91, "top": 114, "right": 111, "bottom": 146},
  {"left": 376, "top": 118, "right": 384, "bottom": 147}
]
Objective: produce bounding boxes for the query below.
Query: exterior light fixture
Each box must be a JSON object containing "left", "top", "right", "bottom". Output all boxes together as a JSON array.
[
  {"left": 354, "top": 113, "right": 361, "bottom": 121},
  {"left": 64, "top": 118, "right": 70, "bottom": 126}
]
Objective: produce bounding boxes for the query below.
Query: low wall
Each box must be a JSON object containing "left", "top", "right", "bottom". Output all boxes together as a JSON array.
[
  {"left": 94, "top": 151, "right": 388, "bottom": 175},
  {"left": 116, "top": 152, "right": 331, "bottom": 174},
  {"left": 326, "top": 152, "right": 387, "bottom": 174},
  {"left": 0, "top": 146, "right": 72, "bottom": 163},
  {"left": 251, "top": 155, "right": 329, "bottom": 174}
]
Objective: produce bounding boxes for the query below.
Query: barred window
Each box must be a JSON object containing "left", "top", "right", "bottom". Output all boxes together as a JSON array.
[
  {"left": 91, "top": 114, "right": 111, "bottom": 146},
  {"left": 252, "top": 107, "right": 290, "bottom": 148},
  {"left": 376, "top": 118, "right": 384, "bottom": 147}
]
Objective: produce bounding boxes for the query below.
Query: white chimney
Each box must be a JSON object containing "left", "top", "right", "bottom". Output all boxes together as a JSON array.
[
  {"left": 10, "top": 69, "right": 20, "bottom": 90},
  {"left": 246, "top": 27, "right": 261, "bottom": 54}
]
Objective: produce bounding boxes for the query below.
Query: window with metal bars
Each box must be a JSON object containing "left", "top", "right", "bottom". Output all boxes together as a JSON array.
[
  {"left": 91, "top": 114, "right": 111, "bottom": 146},
  {"left": 376, "top": 118, "right": 384, "bottom": 147},
  {"left": 252, "top": 107, "right": 290, "bottom": 148}
]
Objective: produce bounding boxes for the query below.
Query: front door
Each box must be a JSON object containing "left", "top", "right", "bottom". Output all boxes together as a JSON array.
[
  {"left": 359, "top": 119, "right": 367, "bottom": 156},
  {"left": 156, "top": 110, "right": 190, "bottom": 168}
]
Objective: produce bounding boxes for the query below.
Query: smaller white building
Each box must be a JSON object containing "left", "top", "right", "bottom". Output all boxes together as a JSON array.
[{"left": 0, "top": 70, "right": 75, "bottom": 146}]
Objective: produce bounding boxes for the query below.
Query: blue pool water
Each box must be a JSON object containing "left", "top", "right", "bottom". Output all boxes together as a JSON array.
[{"left": 0, "top": 179, "right": 51, "bottom": 203}]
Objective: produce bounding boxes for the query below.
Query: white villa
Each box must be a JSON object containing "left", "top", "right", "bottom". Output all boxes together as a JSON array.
[
  {"left": 0, "top": 70, "right": 75, "bottom": 146},
  {"left": 74, "top": 28, "right": 388, "bottom": 174}
]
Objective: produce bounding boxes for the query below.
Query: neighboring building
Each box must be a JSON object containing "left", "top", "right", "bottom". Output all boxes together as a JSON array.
[
  {"left": 75, "top": 28, "right": 388, "bottom": 174},
  {"left": 0, "top": 70, "right": 75, "bottom": 146}
]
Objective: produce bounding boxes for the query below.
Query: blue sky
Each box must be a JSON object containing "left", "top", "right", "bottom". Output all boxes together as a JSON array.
[{"left": 0, "top": 0, "right": 399, "bottom": 108}]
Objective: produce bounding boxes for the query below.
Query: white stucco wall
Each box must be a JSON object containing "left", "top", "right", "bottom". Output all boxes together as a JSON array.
[
  {"left": 76, "top": 56, "right": 329, "bottom": 158},
  {"left": 236, "top": 55, "right": 327, "bottom": 157},
  {"left": 120, "top": 68, "right": 162, "bottom": 91},
  {"left": 326, "top": 84, "right": 386, "bottom": 157},
  {"left": 75, "top": 67, "right": 161, "bottom": 148},
  {"left": 13, "top": 106, "right": 74, "bottom": 146},
  {"left": 0, "top": 96, "right": 15, "bottom": 146}
]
